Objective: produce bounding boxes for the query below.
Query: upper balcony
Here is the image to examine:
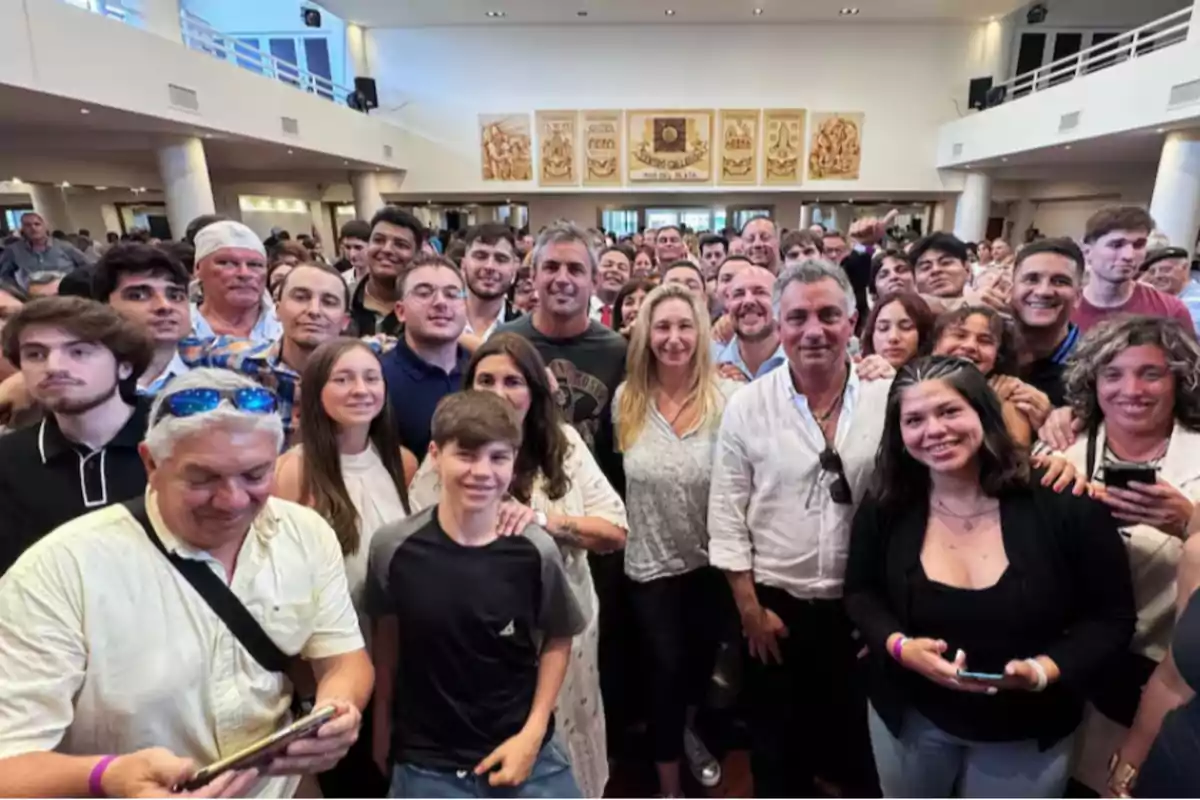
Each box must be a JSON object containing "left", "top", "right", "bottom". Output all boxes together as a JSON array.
[{"left": 938, "top": 6, "right": 1200, "bottom": 169}]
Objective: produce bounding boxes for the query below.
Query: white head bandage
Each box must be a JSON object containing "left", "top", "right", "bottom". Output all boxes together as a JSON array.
[{"left": 194, "top": 221, "right": 267, "bottom": 263}]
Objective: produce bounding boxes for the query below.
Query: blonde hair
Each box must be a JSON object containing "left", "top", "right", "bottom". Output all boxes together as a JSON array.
[{"left": 616, "top": 283, "right": 725, "bottom": 450}]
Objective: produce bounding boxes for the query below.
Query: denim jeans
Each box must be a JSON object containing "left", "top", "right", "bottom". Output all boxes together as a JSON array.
[
  {"left": 868, "top": 704, "right": 1074, "bottom": 798},
  {"left": 387, "top": 740, "right": 581, "bottom": 799}
]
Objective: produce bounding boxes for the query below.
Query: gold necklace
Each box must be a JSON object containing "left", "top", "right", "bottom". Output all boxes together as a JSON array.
[{"left": 932, "top": 498, "right": 997, "bottom": 532}]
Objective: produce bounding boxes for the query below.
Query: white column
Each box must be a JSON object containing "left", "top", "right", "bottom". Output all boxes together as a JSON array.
[
  {"left": 346, "top": 24, "right": 370, "bottom": 78},
  {"left": 799, "top": 204, "right": 813, "bottom": 229},
  {"left": 309, "top": 200, "right": 336, "bottom": 259},
  {"left": 28, "top": 183, "right": 73, "bottom": 231},
  {"left": 931, "top": 202, "right": 947, "bottom": 233},
  {"left": 138, "top": 0, "right": 183, "bottom": 43},
  {"left": 1150, "top": 130, "right": 1200, "bottom": 253},
  {"left": 828, "top": 206, "right": 843, "bottom": 232},
  {"left": 954, "top": 172, "right": 993, "bottom": 243},
  {"left": 1012, "top": 198, "right": 1037, "bottom": 245},
  {"left": 351, "top": 172, "right": 385, "bottom": 221},
  {"left": 156, "top": 137, "right": 215, "bottom": 241}
]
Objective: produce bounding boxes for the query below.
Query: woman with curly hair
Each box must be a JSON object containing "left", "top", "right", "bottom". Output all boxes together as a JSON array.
[
  {"left": 408, "top": 332, "right": 628, "bottom": 798},
  {"left": 1053, "top": 315, "right": 1200, "bottom": 793},
  {"left": 931, "top": 304, "right": 1052, "bottom": 446}
]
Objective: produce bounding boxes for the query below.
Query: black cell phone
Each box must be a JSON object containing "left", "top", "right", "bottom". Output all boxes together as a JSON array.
[
  {"left": 176, "top": 705, "right": 337, "bottom": 791},
  {"left": 1104, "top": 462, "right": 1158, "bottom": 490}
]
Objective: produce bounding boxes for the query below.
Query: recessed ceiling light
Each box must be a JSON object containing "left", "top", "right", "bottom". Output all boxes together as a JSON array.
[
  {"left": 60, "top": 181, "right": 71, "bottom": 188},
  {"left": 343, "top": 160, "right": 350, "bottom": 165},
  {"left": 1156, "top": 128, "right": 1166, "bottom": 134},
  {"left": 664, "top": 9, "right": 676, "bottom": 15},
  {"left": 848, "top": 197, "right": 855, "bottom": 203},
  {"left": 505, "top": 197, "right": 512, "bottom": 203},
  {"left": 80, "top": 108, "right": 90, "bottom": 115},
  {"left": 839, "top": 7, "right": 860, "bottom": 15},
  {"left": 753, "top": 8, "right": 763, "bottom": 15},
  {"left": 204, "top": 133, "right": 214, "bottom": 139},
  {"left": 964, "top": 164, "right": 973, "bottom": 169},
  {"left": 1063, "top": 145, "right": 1072, "bottom": 150},
  {"left": 10, "top": 176, "right": 21, "bottom": 183},
  {"left": 287, "top": 149, "right": 294, "bottom": 154},
  {"left": 1001, "top": 157, "right": 1009, "bottom": 162},
  {"left": 95, "top": 185, "right": 108, "bottom": 190},
  {"left": 485, "top": 10, "right": 505, "bottom": 17}
]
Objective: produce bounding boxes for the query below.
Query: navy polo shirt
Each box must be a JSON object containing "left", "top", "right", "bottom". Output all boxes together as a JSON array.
[{"left": 381, "top": 339, "right": 470, "bottom": 460}]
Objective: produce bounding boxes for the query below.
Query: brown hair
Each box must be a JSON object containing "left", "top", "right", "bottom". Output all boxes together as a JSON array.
[
  {"left": 400, "top": 253, "right": 463, "bottom": 295},
  {"left": 278, "top": 262, "right": 351, "bottom": 310},
  {"left": 432, "top": 390, "right": 522, "bottom": 451},
  {"left": 931, "top": 304, "right": 1019, "bottom": 376},
  {"left": 860, "top": 292, "right": 936, "bottom": 359},
  {"left": 270, "top": 240, "right": 310, "bottom": 266},
  {"left": 1, "top": 296, "right": 154, "bottom": 393},
  {"left": 296, "top": 338, "right": 412, "bottom": 556},
  {"left": 464, "top": 333, "right": 571, "bottom": 503},
  {"left": 1083, "top": 206, "right": 1156, "bottom": 244},
  {"left": 781, "top": 229, "right": 824, "bottom": 256}
]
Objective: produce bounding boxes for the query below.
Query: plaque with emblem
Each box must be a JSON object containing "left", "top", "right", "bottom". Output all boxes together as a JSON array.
[
  {"left": 627, "top": 109, "right": 714, "bottom": 183},
  {"left": 536, "top": 110, "right": 579, "bottom": 186},
  {"left": 763, "top": 109, "right": 806, "bottom": 185},
  {"left": 718, "top": 109, "right": 760, "bottom": 185},
  {"left": 581, "top": 110, "right": 622, "bottom": 187}
]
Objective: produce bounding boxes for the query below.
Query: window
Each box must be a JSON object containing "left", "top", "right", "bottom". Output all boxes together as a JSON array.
[
  {"left": 732, "top": 208, "right": 772, "bottom": 230},
  {"left": 235, "top": 38, "right": 263, "bottom": 74},
  {"left": 303, "top": 39, "right": 333, "bottom": 98},
  {"left": 269, "top": 38, "right": 300, "bottom": 86},
  {"left": 602, "top": 209, "right": 639, "bottom": 238}
]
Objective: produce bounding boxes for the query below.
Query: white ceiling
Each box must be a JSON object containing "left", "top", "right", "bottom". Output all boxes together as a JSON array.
[
  {"left": 317, "top": 0, "right": 1028, "bottom": 27},
  {"left": 966, "top": 126, "right": 1167, "bottom": 173}
]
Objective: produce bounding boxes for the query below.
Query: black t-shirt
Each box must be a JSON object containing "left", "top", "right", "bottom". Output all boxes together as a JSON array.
[
  {"left": 366, "top": 507, "right": 585, "bottom": 770},
  {"left": 497, "top": 315, "right": 627, "bottom": 489}
]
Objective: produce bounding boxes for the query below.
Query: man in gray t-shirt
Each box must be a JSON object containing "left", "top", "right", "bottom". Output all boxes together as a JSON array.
[{"left": 0, "top": 213, "right": 90, "bottom": 292}]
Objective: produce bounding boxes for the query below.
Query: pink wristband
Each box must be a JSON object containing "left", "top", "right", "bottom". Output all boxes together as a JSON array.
[
  {"left": 891, "top": 636, "right": 908, "bottom": 662},
  {"left": 89, "top": 755, "right": 117, "bottom": 798}
]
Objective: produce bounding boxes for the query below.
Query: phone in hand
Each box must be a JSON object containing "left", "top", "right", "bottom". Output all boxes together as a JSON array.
[
  {"left": 176, "top": 705, "right": 337, "bottom": 791},
  {"left": 957, "top": 669, "right": 1005, "bottom": 682},
  {"left": 1104, "top": 462, "right": 1158, "bottom": 490}
]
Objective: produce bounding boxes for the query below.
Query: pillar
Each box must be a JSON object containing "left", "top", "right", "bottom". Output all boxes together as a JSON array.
[
  {"left": 954, "top": 172, "right": 993, "bottom": 243},
  {"left": 799, "top": 204, "right": 813, "bottom": 229},
  {"left": 27, "top": 183, "right": 73, "bottom": 231},
  {"left": 346, "top": 24, "right": 370, "bottom": 78},
  {"left": 156, "top": 137, "right": 215, "bottom": 241},
  {"left": 351, "top": 172, "right": 386, "bottom": 221},
  {"left": 1149, "top": 130, "right": 1200, "bottom": 253},
  {"left": 931, "top": 202, "right": 947, "bottom": 233},
  {"left": 309, "top": 200, "right": 336, "bottom": 259}
]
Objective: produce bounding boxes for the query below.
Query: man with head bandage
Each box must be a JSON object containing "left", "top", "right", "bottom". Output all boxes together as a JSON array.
[{"left": 191, "top": 221, "right": 283, "bottom": 344}]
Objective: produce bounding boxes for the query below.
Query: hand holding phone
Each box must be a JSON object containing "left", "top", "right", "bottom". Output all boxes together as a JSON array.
[
  {"left": 1104, "top": 462, "right": 1158, "bottom": 490},
  {"left": 957, "top": 669, "right": 1005, "bottom": 682}
]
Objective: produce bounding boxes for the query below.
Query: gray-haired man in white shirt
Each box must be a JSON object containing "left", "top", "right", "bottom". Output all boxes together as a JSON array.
[
  {"left": 0, "top": 368, "right": 372, "bottom": 798},
  {"left": 708, "top": 260, "right": 886, "bottom": 797}
]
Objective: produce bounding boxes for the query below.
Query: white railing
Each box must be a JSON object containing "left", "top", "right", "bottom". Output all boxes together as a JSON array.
[
  {"left": 992, "top": 7, "right": 1192, "bottom": 105},
  {"left": 179, "top": 10, "right": 354, "bottom": 106},
  {"left": 61, "top": 0, "right": 144, "bottom": 27}
]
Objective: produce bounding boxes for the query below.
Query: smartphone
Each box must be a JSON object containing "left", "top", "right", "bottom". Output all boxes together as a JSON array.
[
  {"left": 957, "top": 669, "right": 1005, "bottom": 682},
  {"left": 177, "top": 705, "right": 337, "bottom": 791},
  {"left": 1104, "top": 462, "right": 1158, "bottom": 490}
]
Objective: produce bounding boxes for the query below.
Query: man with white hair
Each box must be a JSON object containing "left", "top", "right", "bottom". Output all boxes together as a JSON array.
[
  {"left": 192, "top": 220, "right": 283, "bottom": 343},
  {"left": 0, "top": 368, "right": 372, "bottom": 798},
  {"left": 708, "top": 260, "right": 885, "bottom": 798}
]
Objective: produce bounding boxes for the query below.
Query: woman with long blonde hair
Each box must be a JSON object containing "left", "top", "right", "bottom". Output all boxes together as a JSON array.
[{"left": 614, "top": 283, "right": 740, "bottom": 797}]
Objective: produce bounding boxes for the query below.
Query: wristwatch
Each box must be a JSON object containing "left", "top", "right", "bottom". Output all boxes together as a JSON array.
[{"left": 534, "top": 510, "right": 548, "bottom": 528}]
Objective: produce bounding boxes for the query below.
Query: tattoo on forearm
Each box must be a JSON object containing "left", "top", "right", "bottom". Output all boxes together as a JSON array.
[{"left": 553, "top": 518, "right": 586, "bottom": 547}]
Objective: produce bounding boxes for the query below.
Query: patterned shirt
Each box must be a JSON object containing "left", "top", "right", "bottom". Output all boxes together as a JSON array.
[
  {"left": 190, "top": 296, "right": 283, "bottom": 345},
  {"left": 177, "top": 337, "right": 300, "bottom": 435}
]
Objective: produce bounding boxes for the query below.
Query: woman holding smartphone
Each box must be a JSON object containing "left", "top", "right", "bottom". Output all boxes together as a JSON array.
[
  {"left": 845, "top": 355, "right": 1135, "bottom": 797},
  {"left": 1055, "top": 316, "right": 1200, "bottom": 792}
]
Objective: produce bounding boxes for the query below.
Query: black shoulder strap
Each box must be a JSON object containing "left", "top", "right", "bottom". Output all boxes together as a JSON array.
[{"left": 123, "top": 496, "right": 290, "bottom": 675}]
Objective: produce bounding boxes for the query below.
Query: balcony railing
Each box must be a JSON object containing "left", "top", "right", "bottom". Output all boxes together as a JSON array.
[
  {"left": 180, "top": 10, "right": 354, "bottom": 107},
  {"left": 992, "top": 7, "right": 1192, "bottom": 105}
]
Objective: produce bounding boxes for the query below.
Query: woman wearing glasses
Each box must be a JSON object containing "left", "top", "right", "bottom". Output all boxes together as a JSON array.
[
  {"left": 614, "top": 283, "right": 740, "bottom": 797},
  {"left": 844, "top": 355, "right": 1136, "bottom": 797},
  {"left": 407, "top": 333, "right": 627, "bottom": 799}
]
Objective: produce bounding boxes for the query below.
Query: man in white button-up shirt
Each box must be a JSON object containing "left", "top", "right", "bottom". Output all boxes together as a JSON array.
[
  {"left": 709, "top": 260, "right": 888, "bottom": 798},
  {"left": 0, "top": 368, "right": 372, "bottom": 798}
]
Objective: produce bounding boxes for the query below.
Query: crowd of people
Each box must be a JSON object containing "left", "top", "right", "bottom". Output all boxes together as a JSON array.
[{"left": 0, "top": 200, "right": 1198, "bottom": 800}]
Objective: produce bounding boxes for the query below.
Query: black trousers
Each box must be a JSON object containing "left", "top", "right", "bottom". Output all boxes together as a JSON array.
[
  {"left": 628, "top": 566, "right": 727, "bottom": 763},
  {"left": 744, "top": 586, "right": 880, "bottom": 798}
]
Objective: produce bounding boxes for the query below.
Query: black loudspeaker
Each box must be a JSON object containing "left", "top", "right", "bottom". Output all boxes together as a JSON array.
[
  {"left": 985, "top": 85, "right": 1008, "bottom": 108},
  {"left": 354, "top": 77, "right": 379, "bottom": 110},
  {"left": 968, "top": 76, "right": 994, "bottom": 111}
]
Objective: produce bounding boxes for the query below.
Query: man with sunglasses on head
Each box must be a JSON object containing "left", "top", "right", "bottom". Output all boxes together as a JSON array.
[
  {"left": 0, "top": 368, "right": 372, "bottom": 798},
  {"left": 708, "top": 260, "right": 888, "bottom": 799},
  {"left": 0, "top": 297, "right": 154, "bottom": 577}
]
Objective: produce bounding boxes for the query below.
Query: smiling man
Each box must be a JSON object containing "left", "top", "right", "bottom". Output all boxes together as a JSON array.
[
  {"left": 349, "top": 208, "right": 426, "bottom": 336},
  {"left": 0, "top": 297, "right": 153, "bottom": 575},
  {"left": 380, "top": 254, "right": 470, "bottom": 460},
  {"left": 910, "top": 233, "right": 972, "bottom": 300},
  {"left": 191, "top": 221, "right": 281, "bottom": 344},
  {"left": 742, "top": 216, "right": 781, "bottom": 275},
  {"left": 1074, "top": 206, "right": 1193, "bottom": 334},
  {"left": 1009, "top": 238, "right": 1084, "bottom": 406},
  {"left": 461, "top": 224, "right": 522, "bottom": 341},
  {"left": 712, "top": 265, "right": 786, "bottom": 382},
  {"left": 594, "top": 246, "right": 633, "bottom": 326}
]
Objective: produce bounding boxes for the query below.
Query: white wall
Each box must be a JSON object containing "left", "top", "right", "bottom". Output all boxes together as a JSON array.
[
  {"left": 368, "top": 23, "right": 981, "bottom": 196},
  {"left": 0, "top": 0, "right": 403, "bottom": 170}
]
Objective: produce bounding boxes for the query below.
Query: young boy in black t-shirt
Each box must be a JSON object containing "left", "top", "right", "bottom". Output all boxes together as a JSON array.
[{"left": 367, "top": 391, "right": 585, "bottom": 798}]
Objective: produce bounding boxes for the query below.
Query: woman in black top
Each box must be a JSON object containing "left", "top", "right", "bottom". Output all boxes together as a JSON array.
[{"left": 845, "top": 355, "right": 1135, "bottom": 798}]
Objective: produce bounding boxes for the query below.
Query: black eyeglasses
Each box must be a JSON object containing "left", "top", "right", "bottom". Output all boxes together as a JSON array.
[{"left": 819, "top": 447, "right": 853, "bottom": 505}]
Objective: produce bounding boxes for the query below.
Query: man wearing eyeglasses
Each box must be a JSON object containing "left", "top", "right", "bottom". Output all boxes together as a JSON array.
[
  {"left": 0, "top": 296, "right": 153, "bottom": 577},
  {"left": 708, "top": 259, "right": 888, "bottom": 799},
  {"left": 0, "top": 368, "right": 371, "bottom": 798},
  {"left": 380, "top": 253, "right": 470, "bottom": 460}
]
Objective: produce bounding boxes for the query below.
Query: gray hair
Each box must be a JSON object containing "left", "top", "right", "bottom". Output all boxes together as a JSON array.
[
  {"left": 772, "top": 259, "right": 856, "bottom": 318},
  {"left": 144, "top": 367, "right": 285, "bottom": 461},
  {"left": 531, "top": 220, "right": 598, "bottom": 276}
]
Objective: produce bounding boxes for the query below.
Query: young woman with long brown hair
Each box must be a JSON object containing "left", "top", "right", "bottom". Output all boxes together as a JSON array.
[
  {"left": 408, "top": 332, "right": 628, "bottom": 798},
  {"left": 614, "top": 283, "right": 741, "bottom": 797}
]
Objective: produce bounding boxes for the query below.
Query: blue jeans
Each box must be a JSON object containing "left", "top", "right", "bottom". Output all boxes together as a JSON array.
[
  {"left": 387, "top": 740, "right": 581, "bottom": 799},
  {"left": 868, "top": 704, "right": 1074, "bottom": 798}
]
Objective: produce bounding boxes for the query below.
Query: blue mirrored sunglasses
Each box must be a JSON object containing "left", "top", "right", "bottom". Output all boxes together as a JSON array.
[{"left": 159, "top": 387, "right": 279, "bottom": 420}]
